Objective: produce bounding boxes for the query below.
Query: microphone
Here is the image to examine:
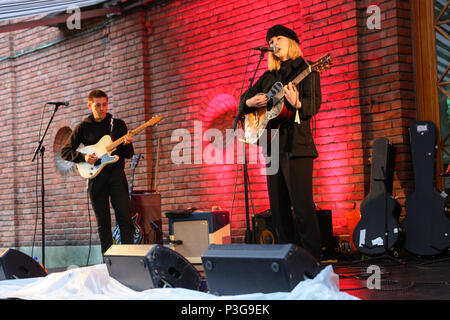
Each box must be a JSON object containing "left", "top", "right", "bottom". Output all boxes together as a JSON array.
[
  {"left": 251, "top": 46, "right": 279, "bottom": 53},
  {"left": 47, "top": 101, "right": 69, "bottom": 106}
]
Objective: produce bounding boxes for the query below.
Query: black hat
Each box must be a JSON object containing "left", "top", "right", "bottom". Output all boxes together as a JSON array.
[{"left": 266, "top": 24, "right": 299, "bottom": 44}]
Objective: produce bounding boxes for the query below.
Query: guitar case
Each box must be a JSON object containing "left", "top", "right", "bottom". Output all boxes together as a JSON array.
[
  {"left": 352, "top": 138, "right": 402, "bottom": 255},
  {"left": 402, "top": 121, "right": 450, "bottom": 256}
]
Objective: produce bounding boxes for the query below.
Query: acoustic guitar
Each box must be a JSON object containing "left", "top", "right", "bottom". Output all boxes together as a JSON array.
[
  {"left": 76, "top": 114, "right": 162, "bottom": 179},
  {"left": 244, "top": 54, "right": 331, "bottom": 145}
]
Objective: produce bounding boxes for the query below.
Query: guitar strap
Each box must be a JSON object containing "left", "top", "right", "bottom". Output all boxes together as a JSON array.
[
  {"left": 110, "top": 116, "right": 114, "bottom": 137},
  {"left": 294, "top": 60, "right": 309, "bottom": 125},
  {"left": 294, "top": 59, "right": 314, "bottom": 124}
]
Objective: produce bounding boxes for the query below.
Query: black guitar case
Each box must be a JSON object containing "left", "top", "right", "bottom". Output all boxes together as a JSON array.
[
  {"left": 353, "top": 138, "right": 402, "bottom": 255},
  {"left": 402, "top": 121, "right": 450, "bottom": 256}
]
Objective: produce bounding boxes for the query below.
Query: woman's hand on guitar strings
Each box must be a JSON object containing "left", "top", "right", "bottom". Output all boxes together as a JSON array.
[{"left": 283, "top": 82, "right": 301, "bottom": 108}]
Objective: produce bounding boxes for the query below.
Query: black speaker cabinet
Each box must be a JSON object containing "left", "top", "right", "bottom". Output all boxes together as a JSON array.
[
  {"left": 201, "top": 244, "right": 321, "bottom": 295},
  {"left": 316, "top": 210, "right": 334, "bottom": 248},
  {"left": 104, "top": 244, "right": 202, "bottom": 291},
  {"left": 0, "top": 248, "right": 47, "bottom": 280},
  {"left": 252, "top": 210, "right": 334, "bottom": 249}
]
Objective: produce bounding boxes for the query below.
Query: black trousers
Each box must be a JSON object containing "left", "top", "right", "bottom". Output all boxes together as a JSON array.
[
  {"left": 266, "top": 154, "right": 321, "bottom": 259},
  {"left": 88, "top": 165, "right": 134, "bottom": 254}
]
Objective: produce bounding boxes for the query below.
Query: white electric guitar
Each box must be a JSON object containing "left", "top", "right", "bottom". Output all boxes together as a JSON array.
[{"left": 76, "top": 114, "right": 162, "bottom": 179}]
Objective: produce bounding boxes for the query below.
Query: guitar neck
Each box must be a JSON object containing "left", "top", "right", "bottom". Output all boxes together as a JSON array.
[
  {"left": 128, "top": 169, "right": 135, "bottom": 195},
  {"left": 291, "top": 65, "right": 312, "bottom": 87},
  {"left": 106, "top": 119, "right": 157, "bottom": 152},
  {"left": 128, "top": 154, "right": 142, "bottom": 196},
  {"left": 128, "top": 179, "right": 133, "bottom": 195},
  {"left": 107, "top": 136, "right": 126, "bottom": 152},
  {"left": 152, "top": 136, "right": 161, "bottom": 192}
]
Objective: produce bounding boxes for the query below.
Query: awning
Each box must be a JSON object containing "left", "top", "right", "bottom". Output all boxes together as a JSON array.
[
  {"left": 0, "top": 0, "right": 112, "bottom": 21},
  {"left": 0, "top": 0, "right": 152, "bottom": 33}
]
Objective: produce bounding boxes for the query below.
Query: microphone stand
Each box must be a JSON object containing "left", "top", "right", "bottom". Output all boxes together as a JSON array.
[
  {"left": 232, "top": 50, "right": 265, "bottom": 244},
  {"left": 149, "top": 218, "right": 182, "bottom": 246},
  {"left": 31, "top": 103, "right": 61, "bottom": 268}
]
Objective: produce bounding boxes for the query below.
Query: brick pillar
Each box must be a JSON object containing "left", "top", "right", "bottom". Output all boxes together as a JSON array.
[{"left": 109, "top": 9, "right": 154, "bottom": 191}]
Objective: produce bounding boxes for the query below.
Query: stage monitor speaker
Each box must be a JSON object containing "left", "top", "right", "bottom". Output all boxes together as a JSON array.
[
  {"left": 0, "top": 248, "right": 47, "bottom": 280},
  {"left": 104, "top": 244, "right": 202, "bottom": 292},
  {"left": 168, "top": 211, "right": 231, "bottom": 264},
  {"left": 131, "top": 191, "right": 162, "bottom": 244},
  {"left": 201, "top": 244, "right": 321, "bottom": 295}
]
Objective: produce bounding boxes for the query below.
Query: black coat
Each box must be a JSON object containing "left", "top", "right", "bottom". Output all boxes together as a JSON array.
[{"left": 241, "top": 56, "right": 321, "bottom": 158}]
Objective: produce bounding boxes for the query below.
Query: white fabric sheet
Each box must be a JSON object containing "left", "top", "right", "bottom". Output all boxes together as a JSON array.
[{"left": 0, "top": 264, "right": 358, "bottom": 300}]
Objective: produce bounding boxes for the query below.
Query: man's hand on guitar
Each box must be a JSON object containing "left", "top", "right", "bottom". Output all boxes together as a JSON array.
[
  {"left": 85, "top": 153, "right": 99, "bottom": 165},
  {"left": 123, "top": 131, "right": 133, "bottom": 145},
  {"left": 246, "top": 94, "right": 267, "bottom": 108}
]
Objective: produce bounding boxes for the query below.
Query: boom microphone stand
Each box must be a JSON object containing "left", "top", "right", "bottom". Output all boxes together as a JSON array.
[
  {"left": 31, "top": 103, "right": 61, "bottom": 268},
  {"left": 232, "top": 50, "right": 266, "bottom": 243}
]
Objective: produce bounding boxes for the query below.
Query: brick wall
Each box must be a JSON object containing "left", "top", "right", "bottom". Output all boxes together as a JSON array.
[
  {"left": 0, "top": 12, "right": 152, "bottom": 249},
  {"left": 301, "top": 0, "right": 364, "bottom": 232},
  {"left": 0, "top": 0, "right": 416, "bottom": 251},
  {"left": 355, "top": 0, "right": 416, "bottom": 210}
]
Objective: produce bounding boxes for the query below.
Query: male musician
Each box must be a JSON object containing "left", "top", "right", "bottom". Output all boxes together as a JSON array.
[
  {"left": 242, "top": 25, "right": 322, "bottom": 260},
  {"left": 61, "top": 89, "right": 135, "bottom": 254}
]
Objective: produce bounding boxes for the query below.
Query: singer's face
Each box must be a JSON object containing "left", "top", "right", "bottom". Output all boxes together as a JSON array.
[
  {"left": 269, "top": 35, "right": 289, "bottom": 61},
  {"left": 89, "top": 97, "right": 108, "bottom": 122}
]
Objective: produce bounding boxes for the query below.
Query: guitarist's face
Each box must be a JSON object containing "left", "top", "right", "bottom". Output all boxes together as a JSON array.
[
  {"left": 268, "top": 35, "right": 290, "bottom": 62},
  {"left": 89, "top": 97, "right": 108, "bottom": 122}
]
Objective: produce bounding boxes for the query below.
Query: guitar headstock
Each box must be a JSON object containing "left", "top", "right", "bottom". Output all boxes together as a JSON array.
[
  {"left": 146, "top": 114, "right": 163, "bottom": 127},
  {"left": 312, "top": 53, "right": 332, "bottom": 73}
]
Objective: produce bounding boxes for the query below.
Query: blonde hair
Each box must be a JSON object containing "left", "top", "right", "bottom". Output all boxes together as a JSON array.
[{"left": 268, "top": 38, "right": 303, "bottom": 71}]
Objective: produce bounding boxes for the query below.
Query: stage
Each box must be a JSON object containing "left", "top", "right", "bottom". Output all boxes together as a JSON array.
[
  {"left": 0, "top": 263, "right": 356, "bottom": 301},
  {"left": 1, "top": 252, "right": 449, "bottom": 301},
  {"left": 335, "top": 253, "right": 450, "bottom": 300}
]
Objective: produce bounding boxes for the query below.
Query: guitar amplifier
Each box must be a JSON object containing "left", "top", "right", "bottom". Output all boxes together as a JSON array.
[
  {"left": 251, "top": 209, "right": 334, "bottom": 250},
  {"left": 168, "top": 211, "right": 231, "bottom": 264},
  {"left": 252, "top": 210, "right": 278, "bottom": 244},
  {"left": 131, "top": 191, "right": 162, "bottom": 244}
]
